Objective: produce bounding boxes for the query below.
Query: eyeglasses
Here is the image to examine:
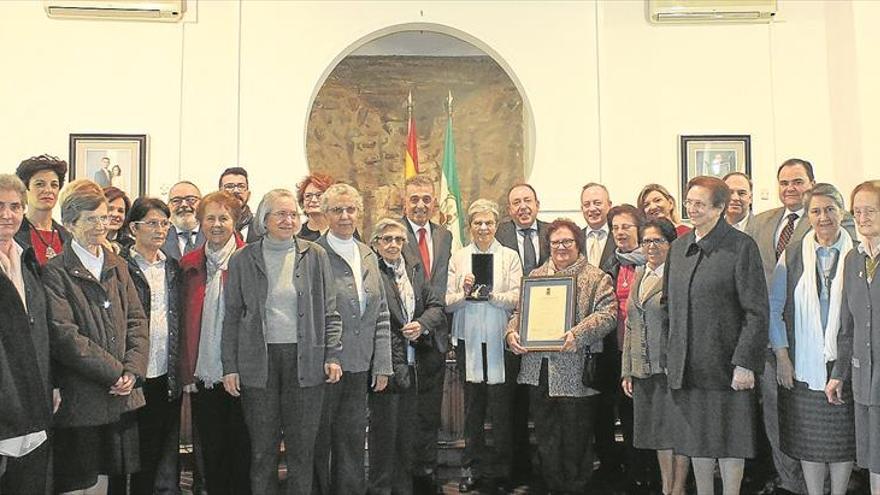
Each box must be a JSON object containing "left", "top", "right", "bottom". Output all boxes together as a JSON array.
[
  {"left": 270, "top": 211, "right": 298, "bottom": 221},
  {"left": 303, "top": 192, "right": 322, "bottom": 202},
  {"left": 133, "top": 219, "right": 171, "bottom": 230},
  {"left": 550, "top": 239, "right": 576, "bottom": 249},
  {"left": 854, "top": 207, "right": 879, "bottom": 218},
  {"left": 0, "top": 202, "right": 24, "bottom": 213},
  {"left": 80, "top": 215, "right": 110, "bottom": 227},
  {"left": 641, "top": 238, "right": 668, "bottom": 248},
  {"left": 684, "top": 199, "right": 709, "bottom": 210},
  {"left": 222, "top": 183, "right": 248, "bottom": 192},
  {"left": 328, "top": 206, "right": 357, "bottom": 216},
  {"left": 169, "top": 196, "right": 199, "bottom": 206},
  {"left": 377, "top": 235, "right": 406, "bottom": 245}
]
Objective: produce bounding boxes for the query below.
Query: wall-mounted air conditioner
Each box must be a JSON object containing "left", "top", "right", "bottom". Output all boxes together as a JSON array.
[
  {"left": 648, "top": 0, "right": 777, "bottom": 23},
  {"left": 44, "top": 0, "right": 185, "bottom": 22}
]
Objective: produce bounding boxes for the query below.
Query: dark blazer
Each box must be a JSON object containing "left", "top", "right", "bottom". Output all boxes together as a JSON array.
[
  {"left": 662, "top": 219, "right": 769, "bottom": 390},
  {"left": 377, "top": 251, "right": 447, "bottom": 391},
  {"left": 402, "top": 218, "right": 452, "bottom": 354},
  {"left": 14, "top": 218, "right": 70, "bottom": 255},
  {"left": 748, "top": 206, "right": 856, "bottom": 286},
  {"left": 43, "top": 244, "right": 149, "bottom": 427},
  {"left": 832, "top": 248, "right": 880, "bottom": 406},
  {"left": 163, "top": 225, "right": 207, "bottom": 261},
  {"left": 0, "top": 262, "right": 50, "bottom": 441},
  {"left": 495, "top": 219, "right": 551, "bottom": 271},
  {"left": 19, "top": 248, "right": 53, "bottom": 405},
  {"left": 177, "top": 236, "right": 246, "bottom": 386},
  {"left": 580, "top": 227, "right": 617, "bottom": 273},
  {"left": 222, "top": 238, "right": 343, "bottom": 388},
  {"left": 121, "top": 246, "right": 182, "bottom": 399}
]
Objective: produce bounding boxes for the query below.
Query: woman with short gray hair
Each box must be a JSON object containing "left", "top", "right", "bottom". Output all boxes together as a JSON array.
[
  {"left": 222, "top": 189, "right": 342, "bottom": 495},
  {"left": 770, "top": 183, "right": 856, "bottom": 495},
  {"left": 446, "top": 198, "right": 523, "bottom": 492},
  {"left": 43, "top": 184, "right": 149, "bottom": 494}
]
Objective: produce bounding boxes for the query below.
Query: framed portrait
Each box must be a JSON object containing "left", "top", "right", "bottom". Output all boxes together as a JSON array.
[
  {"left": 679, "top": 134, "right": 751, "bottom": 219},
  {"left": 69, "top": 134, "right": 147, "bottom": 197},
  {"left": 517, "top": 276, "right": 576, "bottom": 351}
]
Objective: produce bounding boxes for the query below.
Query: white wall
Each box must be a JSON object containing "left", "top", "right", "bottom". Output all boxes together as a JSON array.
[{"left": 1, "top": 0, "right": 877, "bottom": 218}]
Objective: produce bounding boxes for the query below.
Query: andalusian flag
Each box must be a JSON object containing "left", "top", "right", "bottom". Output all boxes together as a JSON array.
[
  {"left": 439, "top": 111, "right": 464, "bottom": 249},
  {"left": 404, "top": 93, "right": 419, "bottom": 179}
]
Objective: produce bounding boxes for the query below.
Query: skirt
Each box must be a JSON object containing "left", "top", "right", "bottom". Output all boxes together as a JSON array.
[
  {"left": 856, "top": 403, "right": 880, "bottom": 473},
  {"left": 668, "top": 387, "right": 757, "bottom": 458},
  {"left": 778, "top": 381, "right": 855, "bottom": 463},
  {"left": 632, "top": 374, "right": 673, "bottom": 451},
  {"left": 53, "top": 415, "right": 140, "bottom": 492}
]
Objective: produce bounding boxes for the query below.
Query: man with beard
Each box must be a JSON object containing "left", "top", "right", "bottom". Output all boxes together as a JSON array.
[
  {"left": 400, "top": 174, "right": 452, "bottom": 494},
  {"left": 14, "top": 155, "right": 70, "bottom": 265},
  {"left": 165, "top": 181, "right": 206, "bottom": 260},
  {"left": 219, "top": 167, "right": 259, "bottom": 243},
  {"left": 495, "top": 183, "right": 550, "bottom": 488},
  {"left": 724, "top": 172, "right": 754, "bottom": 232}
]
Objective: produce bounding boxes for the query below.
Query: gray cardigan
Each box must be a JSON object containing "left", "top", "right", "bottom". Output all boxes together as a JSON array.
[
  {"left": 221, "top": 238, "right": 342, "bottom": 388},
  {"left": 317, "top": 235, "right": 392, "bottom": 377},
  {"left": 832, "top": 247, "right": 880, "bottom": 406},
  {"left": 622, "top": 265, "right": 666, "bottom": 379}
]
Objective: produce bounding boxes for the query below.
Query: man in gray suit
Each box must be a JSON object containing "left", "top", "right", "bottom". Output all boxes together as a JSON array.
[
  {"left": 580, "top": 183, "right": 616, "bottom": 271},
  {"left": 400, "top": 174, "right": 452, "bottom": 494},
  {"left": 747, "top": 158, "right": 816, "bottom": 495},
  {"left": 164, "top": 181, "right": 206, "bottom": 261},
  {"left": 724, "top": 172, "right": 755, "bottom": 232}
]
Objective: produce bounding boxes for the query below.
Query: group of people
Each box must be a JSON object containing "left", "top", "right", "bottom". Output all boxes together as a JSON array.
[{"left": 0, "top": 154, "right": 878, "bottom": 495}]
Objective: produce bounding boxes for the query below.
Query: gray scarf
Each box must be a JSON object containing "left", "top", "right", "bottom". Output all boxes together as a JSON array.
[
  {"left": 195, "top": 236, "right": 237, "bottom": 386},
  {"left": 616, "top": 247, "right": 647, "bottom": 267}
]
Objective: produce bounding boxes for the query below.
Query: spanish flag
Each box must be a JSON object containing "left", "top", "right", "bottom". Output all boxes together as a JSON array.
[{"left": 404, "top": 112, "right": 419, "bottom": 179}]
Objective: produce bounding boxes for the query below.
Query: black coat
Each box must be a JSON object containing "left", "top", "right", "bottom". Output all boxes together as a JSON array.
[
  {"left": 14, "top": 218, "right": 70, "bottom": 258},
  {"left": 0, "top": 264, "right": 50, "bottom": 441},
  {"left": 662, "top": 218, "right": 769, "bottom": 390},
  {"left": 120, "top": 246, "right": 182, "bottom": 399},
  {"left": 402, "top": 219, "right": 452, "bottom": 354},
  {"left": 495, "top": 219, "right": 551, "bottom": 271},
  {"left": 376, "top": 251, "right": 447, "bottom": 392}
]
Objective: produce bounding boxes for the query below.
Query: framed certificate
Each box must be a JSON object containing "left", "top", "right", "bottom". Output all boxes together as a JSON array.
[{"left": 518, "top": 276, "right": 576, "bottom": 351}]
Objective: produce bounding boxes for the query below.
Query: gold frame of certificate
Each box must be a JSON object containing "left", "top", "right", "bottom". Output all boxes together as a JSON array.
[{"left": 518, "top": 275, "right": 575, "bottom": 351}]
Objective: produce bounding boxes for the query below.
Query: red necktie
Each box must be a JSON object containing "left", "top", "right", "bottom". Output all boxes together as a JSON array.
[
  {"left": 775, "top": 213, "right": 798, "bottom": 260},
  {"left": 418, "top": 227, "right": 432, "bottom": 280}
]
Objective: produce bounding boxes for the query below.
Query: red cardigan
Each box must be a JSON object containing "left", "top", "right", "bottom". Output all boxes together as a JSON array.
[{"left": 178, "top": 237, "right": 246, "bottom": 386}]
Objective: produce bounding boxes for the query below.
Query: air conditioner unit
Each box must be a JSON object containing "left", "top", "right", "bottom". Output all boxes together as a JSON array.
[
  {"left": 44, "top": 0, "right": 185, "bottom": 21},
  {"left": 648, "top": 0, "right": 777, "bottom": 23}
]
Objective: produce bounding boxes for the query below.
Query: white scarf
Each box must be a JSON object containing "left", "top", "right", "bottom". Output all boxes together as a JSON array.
[
  {"left": 793, "top": 230, "right": 852, "bottom": 391},
  {"left": 195, "top": 236, "right": 237, "bottom": 386}
]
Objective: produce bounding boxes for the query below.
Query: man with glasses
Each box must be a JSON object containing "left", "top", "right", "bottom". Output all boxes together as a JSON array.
[
  {"left": 400, "top": 174, "right": 452, "bottom": 494},
  {"left": 219, "top": 167, "right": 259, "bottom": 243},
  {"left": 165, "top": 181, "right": 206, "bottom": 261}
]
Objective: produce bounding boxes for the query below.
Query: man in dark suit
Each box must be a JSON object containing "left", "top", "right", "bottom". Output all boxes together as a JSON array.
[
  {"left": 219, "top": 167, "right": 260, "bottom": 243},
  {"left": 165, "top": 181, "right": 206, "bottom": 261},
  {"left": 400, "top": 174, "right": 452, "bottom": 493},
  {"left": 579, "top": 182, "right": 624, "bottom": 482},
  {"left": 724, "top": 172, "right": 755, "bottom": 232},
  {"left": 494, "top": 183, "right": 548, "bottom": 486},
  {"left": 93, "top": 156, "right": 113, "bottom": 188}
]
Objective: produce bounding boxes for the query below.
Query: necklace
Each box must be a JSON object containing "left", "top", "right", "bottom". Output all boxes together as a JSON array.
[{"left": 28, "top": 219, "right": 59, "bottom": 259}]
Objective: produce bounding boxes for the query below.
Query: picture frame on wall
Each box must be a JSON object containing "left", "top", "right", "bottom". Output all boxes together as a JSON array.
[
  {"left": 69, "top": 133, "right": 147, "bottom": 197},
  {"left": 679, "top": 134, "right": 751, "bottom": 220}
]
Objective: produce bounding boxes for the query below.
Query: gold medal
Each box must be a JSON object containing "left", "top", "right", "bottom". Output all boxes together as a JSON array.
[{"left": 45, "top": 246, "right": 57, "bottom": 259}]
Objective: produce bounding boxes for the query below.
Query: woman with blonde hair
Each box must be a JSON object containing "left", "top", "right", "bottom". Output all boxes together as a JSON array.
[{"left": 636, "top": 184, "right": 691, "bottom": 237}]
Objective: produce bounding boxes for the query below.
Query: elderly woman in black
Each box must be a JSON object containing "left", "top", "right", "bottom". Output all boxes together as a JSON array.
[
  {"left": 829, "top": 180, "right": 880, "bottom": 495},
  {"left": 367, "top": 218, "right": 446, "bottom": 495},
  {"left": 663, "top": 176, "right": 768, "bottom": 495},
  {"left": 118, "top": 198, "right": 182, "bottom": 494},
  {"left": 43, "top": 184, "right": 149, "bottom": 495},
  {"left": 221, "top": 189, "right": 342, "bottom": 495},
  {"left": 621, "top": 218, "right": 689, "bottom": 495},
  {"left": 506, "top": 218, "right": 617, "bottom": 493}
]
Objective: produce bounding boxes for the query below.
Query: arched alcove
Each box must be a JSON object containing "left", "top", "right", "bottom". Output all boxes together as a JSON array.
[{"left": 305, "top": 23, "right": 535, "bottom": 236}]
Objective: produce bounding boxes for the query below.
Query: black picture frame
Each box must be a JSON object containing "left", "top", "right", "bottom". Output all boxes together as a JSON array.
[
  {"left": 69, "top": 133, "right": 148, "bottom": 197},
  {"left": 679, "top": 134, "right": 751, "bottom": 220},
  {"left": 518, "top": 275, "right": 576, "bottom": 351}
]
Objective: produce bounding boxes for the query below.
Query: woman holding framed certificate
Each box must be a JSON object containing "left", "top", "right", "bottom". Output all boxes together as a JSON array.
[{"left": 505, "top": 218, "right": 617, "bottom": 493}]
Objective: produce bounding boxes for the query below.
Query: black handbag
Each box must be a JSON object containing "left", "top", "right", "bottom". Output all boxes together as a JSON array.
[{"left": 581, "top": 347, "right": 598, "bottom": 388}]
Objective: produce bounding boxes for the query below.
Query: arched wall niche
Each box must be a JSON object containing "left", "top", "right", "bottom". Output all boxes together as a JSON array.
[{"left": 305, "top": 22, "right": 536, "bottom": 238}]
